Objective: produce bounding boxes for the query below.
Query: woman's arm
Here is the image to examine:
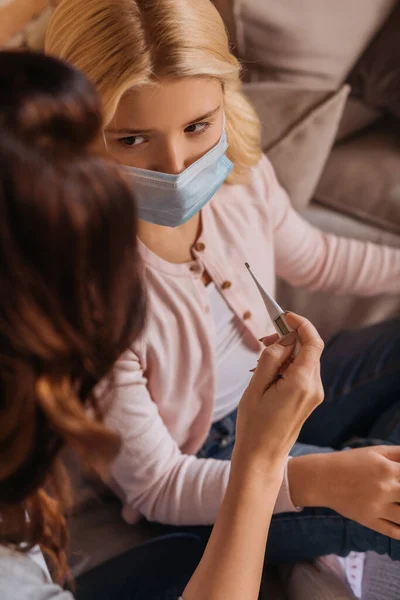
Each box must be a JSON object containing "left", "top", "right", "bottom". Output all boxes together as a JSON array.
[
  {"left": 183, "top": 459, "right": 283, "bottom": 600},
  {"left": 261, "top": 156, "right": 400, "bottom": 297},
  {"left": 183, "top": 313, "right": 325, "bottom": 600}
]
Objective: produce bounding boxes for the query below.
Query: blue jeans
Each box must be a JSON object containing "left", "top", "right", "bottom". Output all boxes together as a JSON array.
[
  {"left": 198, "top": 317, "right": 400, "bottom": 562},
  {"left": 75, "top": 318, "right": 400, "bottom": 598},
  {"left": 75, "top": 533, "right": 204, "bottom": 600}
]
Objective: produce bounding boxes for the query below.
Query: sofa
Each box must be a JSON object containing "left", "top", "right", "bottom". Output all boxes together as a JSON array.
[
  {"left": 215, "top": 0, "right": 400, "bottom": 339},
  {"left": 66, "top": 2, "right": 400, "bottom": 598}
]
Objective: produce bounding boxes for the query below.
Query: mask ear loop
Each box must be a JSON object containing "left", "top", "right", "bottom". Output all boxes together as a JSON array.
[{"left": 218, "top": 111, "right": 228, "bottom": 149}]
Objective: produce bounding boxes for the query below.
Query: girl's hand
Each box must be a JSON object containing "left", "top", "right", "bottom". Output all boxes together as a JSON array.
[
  {"left": 290, "top": 446, "right": 400, "bottom": 540},
  {"left": 234, "top": 312, "right": 325, "bottom": 473}
]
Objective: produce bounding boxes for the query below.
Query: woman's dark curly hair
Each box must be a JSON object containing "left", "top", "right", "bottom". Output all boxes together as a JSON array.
[{"left": 0, "top": 50, "right": 145, "bottom": 581}]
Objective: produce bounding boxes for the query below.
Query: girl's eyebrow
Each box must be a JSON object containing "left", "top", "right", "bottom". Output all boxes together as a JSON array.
[
  {"left": 105, "top": 105, "right": 221, "bottom": 135},
  {"left": 182, "top": 105, "right": 220, "bottom": 127}
]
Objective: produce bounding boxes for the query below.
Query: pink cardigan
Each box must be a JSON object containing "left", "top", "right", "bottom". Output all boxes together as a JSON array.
[{"left": 106, "top": 155, "right": 400, "bottom": 526}]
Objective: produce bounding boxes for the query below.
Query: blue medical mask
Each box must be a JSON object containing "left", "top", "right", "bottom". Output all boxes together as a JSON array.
[{"left": 123, "top": 129, "right": 233, "bottom": 227}]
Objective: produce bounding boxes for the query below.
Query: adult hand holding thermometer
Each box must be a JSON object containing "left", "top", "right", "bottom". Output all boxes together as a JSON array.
[{"left": 245, "top": 262, "right": 301, "bottom": 358}]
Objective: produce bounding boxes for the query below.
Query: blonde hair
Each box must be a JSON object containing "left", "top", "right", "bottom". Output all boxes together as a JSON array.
[{"left": 45, "top": 0, "right": 262, "bottom": 183}]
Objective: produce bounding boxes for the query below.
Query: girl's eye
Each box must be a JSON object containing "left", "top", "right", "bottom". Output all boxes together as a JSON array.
[
  {"left": 118, "top": 135, "right": 147, "bottom": 147},
  {"left": 184, "top": 122, "right": 210, "bottom": 134}
]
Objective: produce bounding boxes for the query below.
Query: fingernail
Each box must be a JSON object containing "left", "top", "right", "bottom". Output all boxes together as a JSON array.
[
  {"left": 258, "top": 337, "right": 266, "bottom": 342},
  {"left": 278, "top": 331, "right": 296, "bottom": 347}
]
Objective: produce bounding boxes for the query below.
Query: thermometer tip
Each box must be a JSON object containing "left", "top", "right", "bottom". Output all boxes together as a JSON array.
[{"left": 244, "top": 262, "right": 250, "bottom": 270}]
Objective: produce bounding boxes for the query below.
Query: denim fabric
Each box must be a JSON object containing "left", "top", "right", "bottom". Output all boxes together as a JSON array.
[{"left": 75, "top": 534, "right": 204, "bottom": 600}]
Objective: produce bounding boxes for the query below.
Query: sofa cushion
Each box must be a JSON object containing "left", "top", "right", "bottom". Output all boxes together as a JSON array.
[
  {"left": 314, "top": 121, "right": 400, "bottom": 235},
  {"left": 234, "top": 0, "right": 396, "bottom": 87},
  {"left": 335, "top": 97, "right": 382, "bottom": 143},
  {"left": 277, "top": 203, "right": 400, "bottom": 340},
  {"left": 68, "top": 492, "right": 163, "bottom": 577},
  {"left": 243, "top": 82, "right": 349, "bottom": 210},
  {"left": 278, "top": 561, "right": 356, "bottom": 600},
  {"left": 211, "top": 0, "right": 239, "bottom": 50},
  {"left": 348, "top": 3, "right": 400, "bottom": 119},
  {"left": 362, "top": 552, "right": 400, "bottom": 600}
]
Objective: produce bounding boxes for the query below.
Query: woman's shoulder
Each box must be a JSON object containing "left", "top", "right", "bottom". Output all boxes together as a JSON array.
[{"left": 0, "top": 546, "right": 73, "bottom": 600}]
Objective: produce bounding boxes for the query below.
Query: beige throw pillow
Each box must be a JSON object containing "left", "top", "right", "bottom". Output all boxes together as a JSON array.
[
  {"left": 243, "top": 82, "right": 349, "bottom": 211},
  {"left": 235, "top": 0, "right": 397, "bottom": 88},
  {"left": 314, "top": 122, "right": 400, "bottom": 236},
  {"left": 348, "top": 3, "right": 400, "bottom": 119},
  {"left": 335, "top": 97, "right": 382, "bottom": 143}
]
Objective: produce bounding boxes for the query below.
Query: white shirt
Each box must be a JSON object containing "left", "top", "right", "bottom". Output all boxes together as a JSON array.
[
  {"left": 207, "top": 282, "right": 260, "bottom": 422},
  {"left": 28, "top": 546, "right": 51, "bottom": 581}
]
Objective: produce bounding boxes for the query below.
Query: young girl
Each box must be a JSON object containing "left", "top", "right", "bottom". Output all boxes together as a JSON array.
[
  {"left": 0, "top": 49, "right": 326, "bottom": 600},
  {"left": 46, "top": 0, "right": 400, "bottom": 570}
]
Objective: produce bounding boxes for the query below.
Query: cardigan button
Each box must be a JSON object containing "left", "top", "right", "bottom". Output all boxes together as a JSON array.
[
  {"left": 190, "top": 264, "right": 202, "bottom": 273},
  {"left": 221, "top": 280, "right": 232, "bottom": 290},
  {"left": 195, "top": 242, "right": 205, "bottom": 252},
  {"left": 243, "top": 311, "right": 252, "bottom": 320}
]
